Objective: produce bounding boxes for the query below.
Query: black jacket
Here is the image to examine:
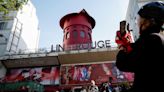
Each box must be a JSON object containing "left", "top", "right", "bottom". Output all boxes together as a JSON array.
[{"left": 116, "top": 27, "right": 164, "bottom": 92}]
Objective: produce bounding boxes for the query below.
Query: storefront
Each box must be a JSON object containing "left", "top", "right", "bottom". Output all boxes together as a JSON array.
[{"left": 0, "top": 48, "right": 133, "bottom": 92}]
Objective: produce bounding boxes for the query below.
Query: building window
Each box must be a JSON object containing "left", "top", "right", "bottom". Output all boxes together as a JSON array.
[
  {"left": 88, "top": 33, "right": 91, "bottom": 40},
  {"left": 80, "top": 30, "right": 85, "bottom": 38},
  {"left": 66, "top": 32, "right": 70, "bottom": 39},
  {"left": 0, "top": 22, "right": 7, "bottom": 30},
  {"left": 73, "top": 30, "right": 78, "bottom": 38}
]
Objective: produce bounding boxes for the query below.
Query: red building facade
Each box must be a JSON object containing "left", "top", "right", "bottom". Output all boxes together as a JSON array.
[{"left": 60, "top": 9, "right": 95, "bottom": 50}]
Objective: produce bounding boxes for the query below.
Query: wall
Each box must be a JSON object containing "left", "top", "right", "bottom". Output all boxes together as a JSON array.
[
  {"left": 0, "top": 11, "right": 17, "bottom": 56},
  {"left": 126, "top": 0, "right": 139, "bottom": 41},
  {"left": 0, "top": 0, "right": 40, "bottom": 82},
  {"left": 16, "top": 0, "right": 40, "bottom": 53},
  {"left": 0, "top": 0, "right": 40, "bottom": 55}
]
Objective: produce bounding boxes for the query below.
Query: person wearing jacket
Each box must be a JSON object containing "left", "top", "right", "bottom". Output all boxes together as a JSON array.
[
  {"left": 115, "top": 20, "right": 133, "bottom": 53},
  {"left": 116, "top": 1, "right": 164, "bottom": 92}
]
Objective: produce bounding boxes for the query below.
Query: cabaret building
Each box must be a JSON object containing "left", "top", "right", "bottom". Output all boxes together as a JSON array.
[{"left": 0, "top": 9, "right": 133, "bottom": 92}]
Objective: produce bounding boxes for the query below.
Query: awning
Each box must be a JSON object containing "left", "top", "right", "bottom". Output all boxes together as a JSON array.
[{"left": 1, "top": 48, "right": 119, "bottom": 68}]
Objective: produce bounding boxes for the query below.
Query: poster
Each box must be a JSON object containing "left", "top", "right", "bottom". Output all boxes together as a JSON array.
[
  {"left": 61, "top": 63, "right": 134, "bottom": 85},
  {"left": 1, "top": 66, "right": 60, "bottom": 85}
]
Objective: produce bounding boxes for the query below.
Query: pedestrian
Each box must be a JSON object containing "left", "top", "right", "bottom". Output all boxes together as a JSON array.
[
  {"left": 80, "top": 86, "right": 87, "bottom": 92},
  {"left": 115, "top": 20, "right": 133, "bottom": 53},
  {"left": 88, "top": 80, "right": 99, "bottom": 92},
  {"left": 116, "top": 1, "right": 164, "bottom": 92}
]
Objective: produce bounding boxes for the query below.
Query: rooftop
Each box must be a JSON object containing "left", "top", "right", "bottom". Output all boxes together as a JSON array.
[{"left": 60, "top": 9, "right": 95, "bottom": 29}]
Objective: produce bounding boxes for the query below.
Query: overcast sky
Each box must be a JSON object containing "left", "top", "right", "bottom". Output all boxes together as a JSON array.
[{"left": 32, "top": 0, "right": 129, "bottom": 49}]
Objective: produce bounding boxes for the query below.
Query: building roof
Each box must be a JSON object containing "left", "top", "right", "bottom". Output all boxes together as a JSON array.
[{"left": 60, "top": 9, "right": 95, "bottom": 29}]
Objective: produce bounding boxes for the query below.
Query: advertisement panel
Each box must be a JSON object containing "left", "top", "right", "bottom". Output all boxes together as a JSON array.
[
  {"left": 1, "top": 66, "right": 60, "bottom": 85},
  {"left": 61, "top": 63, "right": 133, "bottom": 85}
]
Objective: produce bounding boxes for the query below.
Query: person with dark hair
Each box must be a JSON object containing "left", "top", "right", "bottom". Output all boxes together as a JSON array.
[
  {"left": 116, "top": 1, "right": 164, "bottom": 92},
  {"left": 115, "top": 20, "right": 133, "bottom": 53}
]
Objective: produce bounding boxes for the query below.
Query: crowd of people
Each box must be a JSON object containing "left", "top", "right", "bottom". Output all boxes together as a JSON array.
[
  {"left": 99, "top": 81, "right": 131, "bottom": 92},
  {"left": 55, "top": 80, "right": 132, "bottom": 92}
]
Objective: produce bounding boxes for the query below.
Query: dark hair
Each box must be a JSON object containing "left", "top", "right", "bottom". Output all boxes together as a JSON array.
[{"left": 120, "top": 20, "right": 126, "bottom": 25}]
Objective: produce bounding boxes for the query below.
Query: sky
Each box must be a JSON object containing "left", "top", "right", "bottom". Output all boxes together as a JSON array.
[{"left": 31, "top": 0, "right": 130, "bottom": 49}]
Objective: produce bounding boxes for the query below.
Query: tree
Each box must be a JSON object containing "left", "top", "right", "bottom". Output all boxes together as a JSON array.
[{"left": 0, "top": 0, "right": 28, "bottom": 14}]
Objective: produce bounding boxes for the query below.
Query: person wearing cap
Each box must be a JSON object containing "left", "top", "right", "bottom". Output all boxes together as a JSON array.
[{"left": 116, "top": 1, "right": 164, "bottom": 92}]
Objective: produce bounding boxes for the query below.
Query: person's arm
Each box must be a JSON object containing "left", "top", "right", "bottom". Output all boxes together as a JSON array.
[
  {"left": 116, "top": 41, "right": 141, "bottom": 72},
  {"left": 115, "top": 31, "right": 124, "bottom": 45},
  {"left": 115, "top": 36, "right": 124, "bottom": 44},
  {"left": 116, "top": 52, "right": 135, "bottom": 72},
  {"left": 115, "top": 31, "right": 133, "bottom": 47}
]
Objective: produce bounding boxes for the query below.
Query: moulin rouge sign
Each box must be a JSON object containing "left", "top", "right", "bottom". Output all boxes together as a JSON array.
[{"left": 51, "top": 40, "right": 111, "bottom": 52}]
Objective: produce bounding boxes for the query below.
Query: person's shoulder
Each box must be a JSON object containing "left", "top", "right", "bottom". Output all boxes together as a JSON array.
[
  {"left": 152, "top": 33, "right": 164, "bottom": 45},
  {"left": 147, "top": 33, "right": 162, "bottom": 40},
  {"left": 151, "top": 33, "right": 164, "bottom": 40},
  {"left": 146, "top": 33, "right": 164, "bottom": 46}
]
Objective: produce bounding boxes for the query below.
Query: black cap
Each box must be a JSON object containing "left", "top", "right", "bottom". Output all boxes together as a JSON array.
[{"left": 138, "top": 2, "right": 164, "bottom": 23}]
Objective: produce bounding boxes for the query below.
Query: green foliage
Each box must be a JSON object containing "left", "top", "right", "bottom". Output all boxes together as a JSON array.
[{"left": 0, "top": 0, "right": 28, "bottom": 14}]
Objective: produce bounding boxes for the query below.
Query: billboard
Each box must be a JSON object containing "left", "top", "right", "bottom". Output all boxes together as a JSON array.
[
  {"left": 1, "top": 66, "right": 60, "bottom": 85},
  {"left": 61, "top": 63, "right": 134, "bottom": 85}
]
